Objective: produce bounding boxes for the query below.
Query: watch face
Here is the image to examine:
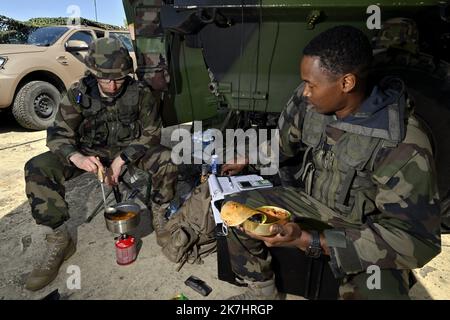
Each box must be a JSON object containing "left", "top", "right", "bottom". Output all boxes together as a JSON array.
[{"left": 307, "top": 246, "right": 321, "bottom": 258}]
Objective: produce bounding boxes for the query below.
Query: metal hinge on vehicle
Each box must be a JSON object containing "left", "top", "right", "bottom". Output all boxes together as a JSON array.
[{"left": 306, "top": 10, "right": 324, "bottom": 30}]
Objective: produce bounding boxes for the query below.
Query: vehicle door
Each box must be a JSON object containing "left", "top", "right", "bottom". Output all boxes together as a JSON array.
[{"left": 62, "top": 29, "right": 96, "bottom": 81}]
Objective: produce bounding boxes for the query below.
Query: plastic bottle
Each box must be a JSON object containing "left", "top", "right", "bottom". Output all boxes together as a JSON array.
[
  {"left": 211, "top": 154, "right": 219, "bottom": 175},
  {"left": 165, "top": 197, "right": 180, "bottom": 219},
  {"left": 202, "top": 130, "right": 213, "bottom": 150}
]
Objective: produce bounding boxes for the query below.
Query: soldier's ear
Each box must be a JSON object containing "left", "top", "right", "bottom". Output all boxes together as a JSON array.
[{"left": 341, "top": 73, "right": 356, "bottom": 93}]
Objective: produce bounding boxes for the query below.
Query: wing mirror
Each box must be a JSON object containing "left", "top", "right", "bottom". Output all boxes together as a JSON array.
[{"left": 65, "top": 40, "right": 89, "bottom": 52}]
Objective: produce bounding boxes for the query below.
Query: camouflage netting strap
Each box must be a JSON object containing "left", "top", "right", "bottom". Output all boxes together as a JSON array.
[{"left": 123, "top": 0, "right": 169, "bottom": 90}]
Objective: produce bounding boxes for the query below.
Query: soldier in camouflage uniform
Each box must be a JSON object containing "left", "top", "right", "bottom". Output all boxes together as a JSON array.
[
  {"left": 24, "top": 38, "right": 177, "bottom": 291},
  {"left": 124, "top": 0, "right": 169, "bottom": 91},
  {"left": 221, "top": 26, "right": 441, "bottom": 299}
]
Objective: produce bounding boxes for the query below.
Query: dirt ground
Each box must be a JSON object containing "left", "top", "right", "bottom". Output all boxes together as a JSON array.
[{"left": 0, "top": 113, "right": 449, "bottom": 300}]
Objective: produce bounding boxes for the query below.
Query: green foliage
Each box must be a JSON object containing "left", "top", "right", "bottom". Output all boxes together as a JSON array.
[
  {"left": 0, "top": 15, "right": 32, "bottom": 31},
  {"left": 0, "top": 15, "right": 35, "bottom": 43},
  {"left": 0, "top": 15, "right": 124, "bottom": 44},
  {"left": 27, "top": 17, "right": 123, "bottom": 30}
]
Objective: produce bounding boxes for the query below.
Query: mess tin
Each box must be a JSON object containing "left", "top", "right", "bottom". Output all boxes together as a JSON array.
[
  {"left": 243, "top": 206, "right": 291, "bottom": 236},
  {"left": 104, "top": 202, "right": 140, "bottom": 234},
  {"left": 220, "top": 201, "right": 291, "bottom": 236}
]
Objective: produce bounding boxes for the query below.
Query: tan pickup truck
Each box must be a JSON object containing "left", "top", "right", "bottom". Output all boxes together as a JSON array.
[{"left": 0, "top": 25, "right": 136, "bottom": 130}]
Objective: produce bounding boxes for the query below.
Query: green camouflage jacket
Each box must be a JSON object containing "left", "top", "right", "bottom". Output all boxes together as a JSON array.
[
  {"left": 277, "top": 78, "right": 441, "bottom": 277},
  {"left": 47, "top": 75, "right": 161, "bottom": 165},
  {"left": 124, "top": 0, "right": 169, "bottom": 90}
]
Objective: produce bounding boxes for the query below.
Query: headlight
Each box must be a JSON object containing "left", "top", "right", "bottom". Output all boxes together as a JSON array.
[{"left": 0, "top": 57, "right": 8, "bottom": 69}]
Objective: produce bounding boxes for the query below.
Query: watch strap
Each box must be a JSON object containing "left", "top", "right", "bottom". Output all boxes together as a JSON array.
[{"left": 305, "top": 230, "right": 322, "bottom": 258}]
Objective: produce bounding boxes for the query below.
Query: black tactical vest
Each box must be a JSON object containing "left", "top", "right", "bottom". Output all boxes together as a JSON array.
[
  {"left": 294, "top": 80, "right": 409, "bottom": 224},
  {"left": 299, "top": 108, "right": 385, "bottom": 224},
  {"left": 73, "top": 78, "right": 142, "bottom": 150}
]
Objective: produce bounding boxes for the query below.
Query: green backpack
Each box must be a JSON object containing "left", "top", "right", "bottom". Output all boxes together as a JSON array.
[{"left": 161, "top": 182, "right": 217, "bottom": 271}]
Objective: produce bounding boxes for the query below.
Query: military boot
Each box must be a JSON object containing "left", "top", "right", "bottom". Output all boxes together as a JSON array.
[
  {"left": 151, "top": 202, "right": 170, "bottom": 246},
  {"left": 25, "top": 224, "right": 76, "bottom": 291},
  {"left": 227, "top": 277, "right": 285, "bottom": 300}
]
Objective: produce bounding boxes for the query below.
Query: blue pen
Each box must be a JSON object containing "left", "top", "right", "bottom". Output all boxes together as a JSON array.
[
  {"left": 76, "top": 92, "right": 82, "bottom": 104},
  {"left": 228, "top": 177, "right": 233, "bottom": 188}
]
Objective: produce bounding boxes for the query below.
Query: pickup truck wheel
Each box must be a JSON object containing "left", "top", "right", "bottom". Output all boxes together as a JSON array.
[{"left": 12, "top": 81, "right": 61, "bottom": 130}]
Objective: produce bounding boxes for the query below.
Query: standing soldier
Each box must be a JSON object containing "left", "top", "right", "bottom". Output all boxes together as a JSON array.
[{"left": 24, "top": 38, "right": 177, "bottom": 291}]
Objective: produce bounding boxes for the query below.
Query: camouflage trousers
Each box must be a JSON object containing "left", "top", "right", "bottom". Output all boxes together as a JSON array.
[
  {"left": 225, "top": 186, "right": 411, "bottom": 300},
  {"left": 24, "top": 145, "right": 177, "bottom": 229}
]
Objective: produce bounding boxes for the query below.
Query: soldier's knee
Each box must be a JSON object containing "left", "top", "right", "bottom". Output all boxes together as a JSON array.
[
  {"left": 159, "top": 147, "right": 173, "bottom": 163},
  {"left": 24, "top": 158, "right": 35, "bottom": 173},
  {"left": 24, "top": 152, "right": 62, "bottom": 178},
  {"left": 24, "top": 155, "right": 43, "bottom": 176},
  {"left": 339, "top": 269, "right": 410, "bottom": 300},
  {"left": 159, "top": 149, "right": 178, "bottom": 174}
]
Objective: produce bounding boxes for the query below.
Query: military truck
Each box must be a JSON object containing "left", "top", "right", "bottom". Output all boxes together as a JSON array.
[
  {"left": 122, "top": 0, "right": 450, "bottom": 231},
  {"left": 0, "top": 25, "right": 136, "bottom": 130}
]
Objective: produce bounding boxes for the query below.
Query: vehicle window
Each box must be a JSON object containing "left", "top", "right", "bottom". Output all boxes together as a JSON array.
[
  {"left": 109, "top": 32, "right": 134, "bottom": 52},
  {"left": 95, "top": 30, "right": 105, "bottom": 38},
  {"left": 6, "top": 26, "right": 69, "bottom": 46},
  {"left": 67, "top": 31, "right": 94, "bottom": 45}
]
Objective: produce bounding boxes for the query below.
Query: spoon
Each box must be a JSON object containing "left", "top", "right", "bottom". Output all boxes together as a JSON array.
[
  {"left": 104, "top": 188, "right": 140, "bottom": 214},
  {"left": 105, "top": 206, "right": 117, "bottom": 214},
  {"left": 97, "top": 167, "right": 113, "bottom": 213}
]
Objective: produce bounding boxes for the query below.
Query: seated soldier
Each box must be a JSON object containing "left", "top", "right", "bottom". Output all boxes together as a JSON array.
[
  {"left": 24, "top": 38, "right": 177, "bottom": 291},
  {"left": 220, "top": 25, "right": 441, "bottom": 299}
]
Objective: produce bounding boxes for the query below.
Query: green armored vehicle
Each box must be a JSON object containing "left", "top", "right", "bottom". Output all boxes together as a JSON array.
[{"left": 121, "top": 1, "right": 450, "bottom": 230}]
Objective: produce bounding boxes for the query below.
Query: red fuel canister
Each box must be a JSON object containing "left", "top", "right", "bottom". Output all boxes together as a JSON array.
[{"left": 115, "top": 234, "right": 137, "bottom": 265}]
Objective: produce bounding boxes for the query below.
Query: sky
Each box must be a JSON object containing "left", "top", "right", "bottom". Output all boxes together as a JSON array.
[{"left": 0, "top": 0, "right": 127, "bottom": 27}]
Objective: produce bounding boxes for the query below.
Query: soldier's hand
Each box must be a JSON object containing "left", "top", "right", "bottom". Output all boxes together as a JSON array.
[
  {"left": 242, "top": 222, "right": 303, "bottom": 248},
  {"left": 104, "top": 155, "right": 126, "bottom": 186},
  {"left": 69, "top": 153, "right": 104, "bottom": 174},
  {"left": 104, "top": 168, "right": 114, "bottom": 186},
  {"left": 221, "top": 156, "right": 248, "bottom": 176}
]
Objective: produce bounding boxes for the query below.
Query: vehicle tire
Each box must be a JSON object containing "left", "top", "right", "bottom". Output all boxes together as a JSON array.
[
  {"left": 372, "top": 49, "right": 450, "bottom": 229},
  {"left": 12, "top": 81, "right": 61, "bottom": 130}
]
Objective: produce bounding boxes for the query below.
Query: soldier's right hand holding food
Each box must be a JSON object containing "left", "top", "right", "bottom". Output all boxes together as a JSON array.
[
  {"left": 69, "top": 153, "right": 104, "bottom": 174},
  {"left": 245, "top": 223, "right": 330, "bottom": 255},
  {"left": 242, "top": 222, "right": 303, "bottom": 248}
]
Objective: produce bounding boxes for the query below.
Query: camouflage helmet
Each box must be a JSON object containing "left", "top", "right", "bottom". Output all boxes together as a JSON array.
[{"left": 85, "top": 38, "right": 133, "bottom": 79}]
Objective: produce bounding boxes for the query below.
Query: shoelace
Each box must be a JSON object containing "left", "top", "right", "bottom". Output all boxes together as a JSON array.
[
  {"left": 42, "top": 233, "right": 66, "bottom": 270},
  {"left": 44, "top": 254, "right": 56, "bottom": 270}
]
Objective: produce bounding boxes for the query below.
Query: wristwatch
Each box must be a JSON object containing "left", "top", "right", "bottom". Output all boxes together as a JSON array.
[{"left": 305, "top": 230, "right": 322, "bottom": 258}]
